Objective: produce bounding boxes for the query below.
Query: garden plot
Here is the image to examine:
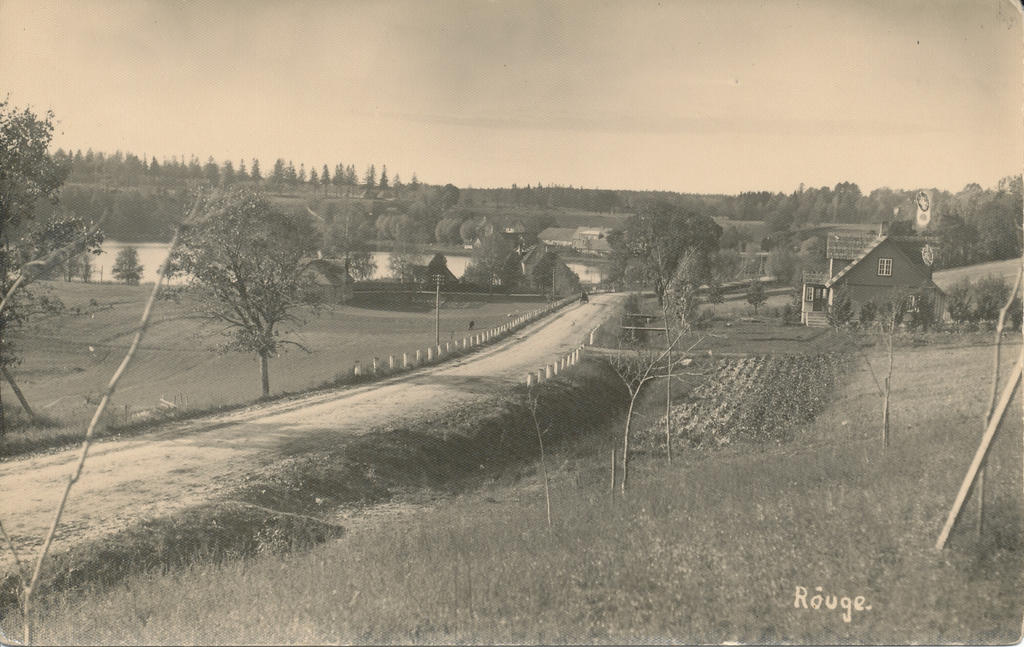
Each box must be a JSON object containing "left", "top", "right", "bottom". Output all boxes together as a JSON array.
[{"left": 639, "top": 353, "right": 850, "bottom": 449}]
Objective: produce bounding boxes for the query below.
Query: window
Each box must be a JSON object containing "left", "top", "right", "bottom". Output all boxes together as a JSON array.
[
  {"left": 877, "top": 258, "right": 893, "bottom": 276},
  {"left": 805, "top": 286, "right": 814, "bottom": 302}
]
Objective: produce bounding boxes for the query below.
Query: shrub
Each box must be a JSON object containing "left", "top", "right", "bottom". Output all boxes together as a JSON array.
[
  {"left": 972, "top": 275, "right": 1010, "bottom": 322},
  {"left": 907, "top": 290, "right": 936, "bottom": 332},
  {"left": 827, "top": 286, "right": 854, "bottom": 328},
  {"left": 745, "top": 279, "right": 767, "bottom": 314},
  {"left": 858, "top": 300, "right": 878, "bottom": 327},
  {"left": 945, "top": 278, "right": 973, "bottom": 323}
]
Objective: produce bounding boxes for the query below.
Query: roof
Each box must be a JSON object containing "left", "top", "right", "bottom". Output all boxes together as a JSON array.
[
  {"left": 825, "top": 235, "right": 938, "bottom": 290},
  {"left": 827, "top": 232, "right": 881, "bottom": 260},
  {"left": 538, "top": 227, "right": 577, "bottom": 242},
  {"left": 802, "top": 270, "right": 828, "bottom": 285},
  {"left": 305, "top": 258, "right": 354, "bottom": 286}
]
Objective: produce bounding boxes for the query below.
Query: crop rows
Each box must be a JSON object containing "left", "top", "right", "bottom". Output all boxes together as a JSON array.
[{"left": 645, "top": 353, "right": 849, "bottom": 449}]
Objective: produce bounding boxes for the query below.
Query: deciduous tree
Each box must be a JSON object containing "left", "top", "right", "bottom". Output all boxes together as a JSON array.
[
  {"left": 170, "top": 188, "right": 320, "bottom": 397},
  {"left": 111, "top": 246, "right": 143, "bottom": 285}
]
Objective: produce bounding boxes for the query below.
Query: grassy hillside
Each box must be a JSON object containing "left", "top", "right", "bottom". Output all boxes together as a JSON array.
[
  {"left": 2, "top": 280, "right": 545, "bottom": 454},
  {"left": 17, "top": 332, "right": 1021, "bottom": 644},
  {"left": 933, "top": 257, "right": 1021, "bottom": 291}
]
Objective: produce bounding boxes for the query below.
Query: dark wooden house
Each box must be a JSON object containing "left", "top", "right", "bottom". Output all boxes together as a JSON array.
[{"left": 801, "top": 233, "right": 944, "bottom": 327}]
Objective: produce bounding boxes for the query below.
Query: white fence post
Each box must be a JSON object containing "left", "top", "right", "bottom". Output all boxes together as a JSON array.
[
  {"left": 526, "top": 373, "right": 534, "bottom": 386},
  {"left": 353, "top": 361, "right": 361, "bottom": 376},
  {"left": 389, "top": 355, "right": 396, "bottom": 370},
  {"left": 426, "top": 347, "right": 434, "bottom": 361},
  {"left": 415, "top": 349, "right": 422, "bottom": 364}
]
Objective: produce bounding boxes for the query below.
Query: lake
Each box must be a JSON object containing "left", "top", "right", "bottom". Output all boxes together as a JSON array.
[
  {"left": 367, "top": 251, "right": 605, "bottom": 284},
  {"left": 91, "top": 243, "right": 605, "bottom": 285}
]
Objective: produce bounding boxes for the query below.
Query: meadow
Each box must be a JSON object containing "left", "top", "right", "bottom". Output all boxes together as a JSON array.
[
  {"left": 1, "top": 280, "right": 546, "bottom": 456},
  {"left": 14, "top": 321, "right": 1021, "bottom": 644}
]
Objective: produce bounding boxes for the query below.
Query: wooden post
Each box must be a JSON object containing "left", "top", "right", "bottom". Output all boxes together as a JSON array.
[
  {"left": 371, "top": 357, "right": 379, "bottom": 375},
  {"left": 426, "top": 347, "right": 433, "bottom": 362},
  {"left": 415, "top": 349, "right": 421, "bottom": 365},
  {"left": 0, "top": 365, "right": 37, "bottom": 421},
  {"left": 389, "top": 355, "right": 396, "bottom": 370},
  {"left": 882, "top": 376, "right": 890, "bottom": 448},
  {"left": 935, "top": 350, "right": 1023, "bottom": 549},
  {"left": 526, "top": 373, "right": 534, "bottom": 386},
  {"left": 353, "top": 361, "right": 361, "bottom": 377},
  {"left": 402, "top": 352, "right": 409, "bottom": 368},
  {"left": 610, "top": 448, "right": 616, "bottom": 498},
  {"left": 545, "top": 365, "right": 553, "bottom": 379}
]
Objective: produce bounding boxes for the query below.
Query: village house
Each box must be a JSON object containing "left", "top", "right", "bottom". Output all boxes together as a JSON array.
[
  {"left": 538, "top": 227, "right": 578, "bottom": 249},
  {"left": 538, "top": 226, "right": 613, "bottom": 255},
  {"left": 304, "top": 257, "right": 355, "bottom": 304},
  {"left": 801, "top": 231, "right": 944, "bottom": 327},
  {"left": 519, "top": 243, "right": 580, "bottom": 296},
  {"left": 572, "top": 227, "right": 613, "bottom": 255}
]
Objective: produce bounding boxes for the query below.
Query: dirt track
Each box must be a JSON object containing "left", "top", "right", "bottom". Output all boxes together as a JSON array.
[{"left": 1, "top": 294, "right": 621, "bottom": 570}]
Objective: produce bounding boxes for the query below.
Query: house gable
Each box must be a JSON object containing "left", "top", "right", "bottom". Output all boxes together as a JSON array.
[{"left": 827, "top": 237, "right": 934, "bottom": 292}]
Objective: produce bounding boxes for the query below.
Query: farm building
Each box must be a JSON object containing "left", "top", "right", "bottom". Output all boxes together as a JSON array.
[
  {"left": 408, "top": 253, "right": 459, "bottom": 288},
  {"left": 538, "top": 227, "right": 578, "bottom": 248},
  {"left": 519, "top": 244, "right": 580, "bottom": 296},
  {"left": 538, "top": 226, "right": 613, "bottom": 255},
  {"left": 572, "top": 227, "right": 613, "bottom": 255},
  {"left": 304, "top": 258, "right": 355, "bottom": 304},
  {"left": 801, "top": 232, "right": 944, "bottom": 327}
]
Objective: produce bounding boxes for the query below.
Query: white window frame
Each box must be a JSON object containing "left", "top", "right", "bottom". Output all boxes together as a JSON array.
[
  {"left": 805, "top": 286, "right": 814, "bottom": 302},
  {"left": 877, "top": 257, "right": 893, "bottom": 277}
]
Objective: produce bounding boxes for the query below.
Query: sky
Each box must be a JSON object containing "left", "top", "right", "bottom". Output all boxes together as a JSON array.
[{"left": 1, "top": 0, "right": 1021, "bottom": 195}]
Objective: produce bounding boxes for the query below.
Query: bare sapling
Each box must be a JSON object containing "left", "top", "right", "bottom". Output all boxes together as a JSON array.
[
  {"left": 527, "top": 389, "right": 553, "bottom": 527},
  {"left": 607, "top": 333, "right": 704, "bottom": 494},
  {"left": 880, "top": 292, "right": 910, "bottom": 449},
  {"left": 1, "top": 196, "right": 200, "bottom": 645}
]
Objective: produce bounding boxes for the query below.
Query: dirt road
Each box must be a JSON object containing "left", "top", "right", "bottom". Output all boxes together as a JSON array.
[{"left": 1, "top": 294, "right": 621, "bottom": 569}]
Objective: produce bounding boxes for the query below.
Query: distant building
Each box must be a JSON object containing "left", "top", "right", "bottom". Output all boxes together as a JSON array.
[
  {"left": 519, "top": 244, "right": 580, "bottom": 296},
  {"left": 801, "top": 232, "right": 944, "bottom": 327},
  {"left": 572, "top": 227, "right": 612, "bottom": 255},
  {"left": 538, "top": 226, "right": 612, "bottom": 255},
  {"left": 538, "top": 227, "right": 578, "bottom": 248},
  {"left": 304, "top": 258, "right": 355, "bottom": 304}
]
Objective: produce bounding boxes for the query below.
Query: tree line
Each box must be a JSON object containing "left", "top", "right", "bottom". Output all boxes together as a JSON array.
[
  {"left": 34, "top": 147, "right": 1024, "bottom": 272},
  {"left": 54, "top": 148, "right": 419, "bottom": 199}
]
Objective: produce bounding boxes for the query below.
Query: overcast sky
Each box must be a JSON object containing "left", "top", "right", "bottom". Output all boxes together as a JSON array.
[{"left": 2, "top": 0, "right": 1021, "bottom": 194}]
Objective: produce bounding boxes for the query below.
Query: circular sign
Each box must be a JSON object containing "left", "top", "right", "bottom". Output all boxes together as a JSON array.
[
  {"left": 915, "top": 190, "right": 932, "bottom": 228},
  {"left": 916, "top": 191, "right": 930, "bottom": 213},
  {"left": 921, "top": 243, "right": 935, "bottom": 266}
]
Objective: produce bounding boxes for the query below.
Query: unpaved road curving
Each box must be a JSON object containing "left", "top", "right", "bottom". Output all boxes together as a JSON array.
[{"left": 1, "top": 294, "right": 621, "bottom": 571}]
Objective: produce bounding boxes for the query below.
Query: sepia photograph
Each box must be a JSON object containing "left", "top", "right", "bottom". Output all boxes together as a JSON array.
[{"left": 0, "top": 0, "right": 1022, "bottom": 644}]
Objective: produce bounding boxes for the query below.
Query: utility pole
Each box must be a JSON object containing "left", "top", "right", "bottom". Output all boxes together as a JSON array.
[{"left": 434, "top": 274, "right": 442, "bottom": 346}]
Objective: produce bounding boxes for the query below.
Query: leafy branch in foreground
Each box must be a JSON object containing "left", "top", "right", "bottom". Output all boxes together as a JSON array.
[{"left": 2, "top": 195, "right": 200, "bottom": 645}]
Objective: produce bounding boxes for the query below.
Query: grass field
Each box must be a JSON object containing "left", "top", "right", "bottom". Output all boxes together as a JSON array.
[
  {"left": 1, "top": 280, "right": 546, "bottom": 455},
  {"left": 933, "top": 257, "right": 1021, "bottom": 292},
  {"left": 15, "top": 325, "right": 1022, "bottom": 643}
]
